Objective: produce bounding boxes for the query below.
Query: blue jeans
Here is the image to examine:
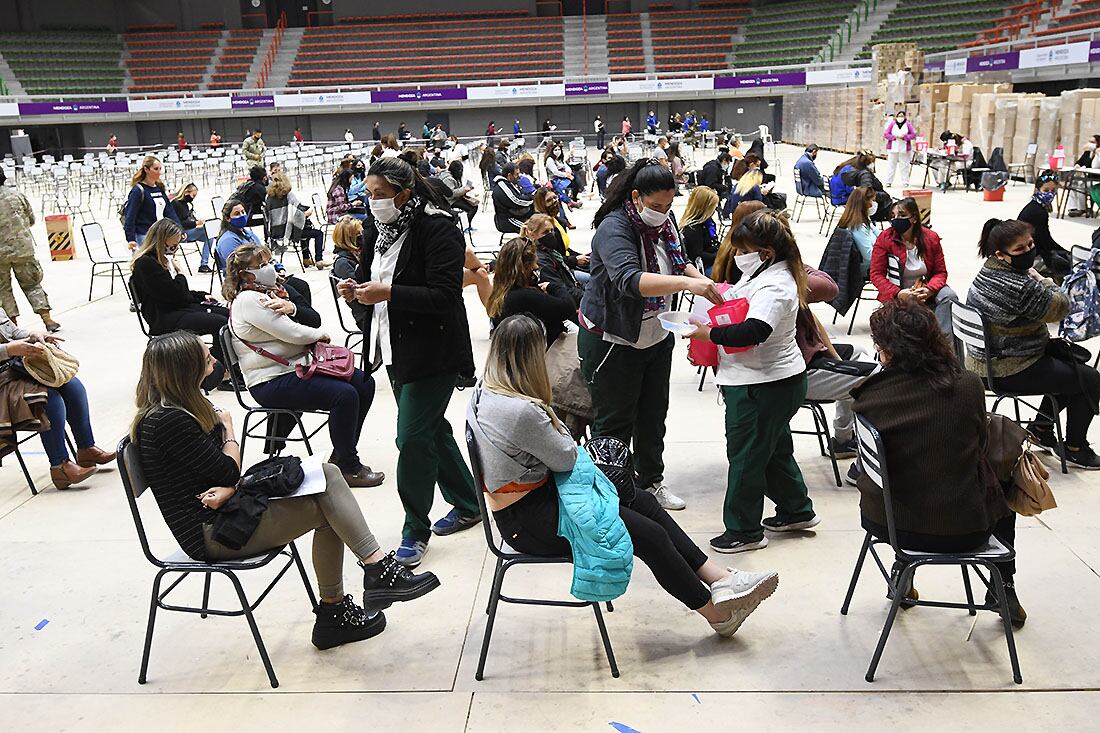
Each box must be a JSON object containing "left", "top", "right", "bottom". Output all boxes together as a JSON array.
[
  {"left": 183, "top": 225, "right": 213, "bottom": 266},
  {"left": 574, "top": 269, "right": 591, "bottom": 286},
  {"left": 299, "top": 227, "right": 324, "bottom": 262},
  {"left": 41, "top": 378, "right": 95, "bottom": 467},
  {"left": 551, "top": 177, "right": 574, "bottom": 204},
  {"left": 249, "top": 368, "right": 375, "bottom": 474}
]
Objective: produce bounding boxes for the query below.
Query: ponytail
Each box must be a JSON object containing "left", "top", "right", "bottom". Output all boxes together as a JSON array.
[
  {"left": 978, "top": 217, "right": 1033, "bottom": 258},
  {"left": 593, "top": 158, "right": 676, "bottom": 228},
  {"left": 367, "top": 156, "right": 450, "bottom": 211}
]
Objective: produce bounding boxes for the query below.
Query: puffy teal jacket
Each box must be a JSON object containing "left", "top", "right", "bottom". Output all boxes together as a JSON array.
[{"left": 554, "top": 450, "right": 633, "bottom": 602}]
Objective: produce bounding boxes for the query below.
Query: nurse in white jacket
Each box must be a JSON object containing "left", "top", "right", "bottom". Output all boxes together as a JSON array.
[{"left": 686, "top": 209, "right": 818, "bottom": 554}]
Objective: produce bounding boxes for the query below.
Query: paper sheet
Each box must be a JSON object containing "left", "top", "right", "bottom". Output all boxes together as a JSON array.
[{"left": 270, "top": 457, "right": 328, "bottom": 500}]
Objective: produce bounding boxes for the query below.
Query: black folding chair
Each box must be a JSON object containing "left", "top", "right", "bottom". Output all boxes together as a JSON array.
[
  {"left": 840, "top": 415, "right": 1022, "bottom": 684},
  {"left": 792, "top": 400, "right": 842, "bottom": 487},
  {"left": 328, "top": 277, "right": 364, "bottom": 365},
  {"left": 117, "top": 437, "right": 317, "bottom": 688},
  {"left": 218, "top": 327, "right": 330, "bottom": 462},
  {"left": 464, "top": 424, "right": 619, "bottom": 681},
  {"left": 0, "top": 428, "right": 76, "bottom": 496},
  {"left": 80, "top": 221, "right": 130, "bottom": 301},
  {"left": 951, "top": 302, "right": 1068, "bottom": 474}
]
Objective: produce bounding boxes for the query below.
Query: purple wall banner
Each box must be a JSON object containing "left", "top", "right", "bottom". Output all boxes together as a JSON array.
[
  {"left": 925, "top": 59, "right": 946, "bottom": 72},
  {"left": 371, "top": 87, "right": 468, "bottom": 103},
  {"left": 564, "top": 82, "right": 610, "bottom": 96},
  {"left": 714, "top": 71, "right": 806, "bottom": 90},
  {"left": 966, "top": 51, "right": 1019, "bottom": 73},
  {"left": 231, "top": 94, "right": 275, "bottom": 109},
  {"left": 1092, "top": 40, "right": 1100, "bottom": 61},
  {"left": 18, "top": 100, "right": 129, "bottom": 116}
]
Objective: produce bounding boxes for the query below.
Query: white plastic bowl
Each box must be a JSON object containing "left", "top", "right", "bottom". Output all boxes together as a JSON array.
[{"left": 658, "top": 311, "right": 705, "bottom": 335}]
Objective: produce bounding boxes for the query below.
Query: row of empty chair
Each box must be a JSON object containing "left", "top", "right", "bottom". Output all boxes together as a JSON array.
[
  {"left": 0, "top": 31, "right": 124, "bottom": 94},
  {"left": 124, "top": 28, "right": 263, "bottom": 94}
]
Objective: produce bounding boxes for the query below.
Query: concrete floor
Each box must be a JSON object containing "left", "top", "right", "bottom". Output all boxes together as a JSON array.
[{"left": 1, "top": 143, "right": 1099, "bottom": 732}]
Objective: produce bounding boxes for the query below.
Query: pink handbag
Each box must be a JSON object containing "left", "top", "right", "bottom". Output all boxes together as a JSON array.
[
  {"left": 229, "top": 303, "right": 355, "bottom": 381},
  {"left": 708, "top": 297, "right": 751, "bottom": 354}
]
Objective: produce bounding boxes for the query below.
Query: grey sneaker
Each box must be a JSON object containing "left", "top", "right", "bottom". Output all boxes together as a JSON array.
[
  {"left": 709, "top": 569, "right": 779, "bottom": 637},
  {"left": 648, "top": 482, "right": 686, "bottom": 510}
]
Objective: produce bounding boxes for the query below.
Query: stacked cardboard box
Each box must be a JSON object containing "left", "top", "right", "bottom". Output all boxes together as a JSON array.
[
  {"left": 970, "top": 93, "right": 997, "bottom": 154},
  {"left": 865, "top": 102, "right": 887, "bottom": 156},
  {"left": 1035, "top": 97, "right": 1061, "bottom": 171},
  {"left": 1079, "top": 97, "right": 1100, "bottom": 157},
  {"left": 872, "top": 42, "right": 920, "bottom": 83},
  {"left": 919, "top": 83, "right": 951, "bottom": 142},
  {"left": 1012, "top": 94, "right": 1045, "bottom": 163},
  {"left": 780, "top": 87, "right": 867, "bottom": 154},
  {"left": 992, "top": 95, "right": 1020, "bottom": 156},
  {"left": 933, "top": 102, "right": 948, "bottom": 144},
  {"left": 1059, "top": 89, "right": 1100, "bottom": 158}
]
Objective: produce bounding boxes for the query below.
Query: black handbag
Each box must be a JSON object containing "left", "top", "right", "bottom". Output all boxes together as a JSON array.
[
  {"left": 585, "top": 436, "right": 636, "bottom": 506},
  {"left": 239, "top": 455, "right": 305, "bottom": 498},
  {"left": 210, "top": 491, "right": 269, "bottom": 550}
]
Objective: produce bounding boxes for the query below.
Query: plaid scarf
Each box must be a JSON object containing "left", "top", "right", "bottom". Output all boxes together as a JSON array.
[
  {"left": 375, "top": 195, "right": 421, "bottom": 256},
  {"left": 621, "top": 200, "right": 687, "bottom": 311}
]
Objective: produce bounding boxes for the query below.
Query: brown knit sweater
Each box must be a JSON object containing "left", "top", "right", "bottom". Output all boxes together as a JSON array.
[{"left": 852, "top": 368, "right": 1010, "bottom": 536}]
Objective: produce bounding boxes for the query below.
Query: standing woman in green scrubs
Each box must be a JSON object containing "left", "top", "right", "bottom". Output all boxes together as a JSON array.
[
  {"left": 578, "top": 158, "right": 721, "bottom": 511},
  {"left": 687, "top": 209, "right": 818, "bottom": 554}
]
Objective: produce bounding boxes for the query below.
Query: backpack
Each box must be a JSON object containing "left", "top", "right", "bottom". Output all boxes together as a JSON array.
[
  {"left": 1060, "top": 247, "right": 1100, "bottom": 342},
  {"left": 829, "top": 165, "right": 854, "bottom": 206},
  {"left": 118, "top": 184, "right": 140, "bottom": 229}
]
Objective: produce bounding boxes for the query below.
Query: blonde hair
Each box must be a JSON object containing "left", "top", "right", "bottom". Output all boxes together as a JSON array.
[
  {"left": 130, "top": 218, "right": 183, "bottom": 272},
  {"left": 483, "top": 314, "right": 563, "bottom": 431},
  {"left": 837, "top": 186, "right": 875, "bottom": 230},
  {"left": 679, "top": 186, "right": 719, "bottom": 229},
  {"left": 266, "top": 171, "right": 292, "bottom": 198},
  {"left": 131, "top": 155, "right": 166, "bottom": 192},
  {"left": 332, "top": 216, "right": 363, "bottom": 251},
  {"left": 222, "top": 243, "right": 270, "bottom": 301},
  {"left": 130, "top": 331, "right": 219, "bottom": 441},
  {"left": 485, "top": 237, "right": 538, "bottom": 319},
  {"left": 735, "top": 168, "right": 762, "bottom": 196},
  {"left": 174, "top": 182, "right": 197, "bottom": 201},
  {"left": 520, "top": 213, "right": 554, "bottom": 241}
]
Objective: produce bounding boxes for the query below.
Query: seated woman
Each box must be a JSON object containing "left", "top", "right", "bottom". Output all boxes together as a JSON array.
[
  {"left": 533, "top": 189, "right": 589, "bottom": 283},
  {"left": 233, "top": 166, "right": 268, "bottom": 230},
  {"left": 223, "top": 244, "right": 385, "bottom": 487},
  {"left": 967, "top": 218, "right": 1100, "bottom": 469},
  {"left": 468, "top": 314, "right": 780, "bottom": 637},
  {"left": 216, "top": 199, "right": 312, "bottom": 307},
  {"left": 1016, "top": 171, "right": 1072, "bottom": 281},
  {"left": 667, "top": 141, "right": 687, "bottom": 187},
  {"left": 130, "top": 219, "right": 231, "bottom": 391},
  {"left": 326, "top": 167, "right": 362, "bottom": 224},
  {"left": 487, "top": 232, "right": 578, "bottom": 345},
  {"left": 438, "top": 160, "right": 478, "bottom": 232},
  {"left": 852, "top": 298, "right": 1024, "bottom": 625},
  {"left": 0, "top": 307, "right": 115, "bottom": 489},
  {"left": 170, "top": 182, "right": 214, "bottom": 273},
  {"left": 332, "top": 216, "right": 375, "bottom": 355},
  {"left": 836, "top": 186, "right": 877, "bottom": 278},
  {"left": 870, "top": 197, "right": 956, "bottom": 336},
  {"left": 132, "top": 331, "right": 438, "bottom": 649},
  {"left": 521, "top": 215, "right": 582, "bottom": 309},
  {"left": 679, "top": 186, "right": 721, "bottom": 275},
  {"left": 543, "top": 143, "right": 578, "bottom": 208},
  {"left": 265, "top": 171, "right": 329, "bottom": 270},
  {"left": 837, "top": 150, "right": 892, "bottom": 222}
]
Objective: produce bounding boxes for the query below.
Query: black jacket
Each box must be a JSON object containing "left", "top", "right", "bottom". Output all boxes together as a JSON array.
[
  {"left": 697, "top": 159, "right": 730, "bottom": 196},
  {"left": 234, "top": 180, "right": 267, "bottom": 219},
  {"left": 171, "top": 198, "right": 199, "bottom": 230},
  {"left": 130, "top": 251, "right": 207, "bottom": 332},
  {"left": 818, "top": 227, "right": 865, "bottom": 316},
  {"left": 491, "top": 175, "right": 533, "bottom": 233},
  {"left": 355, "top": 204, "right": 474, "bottom": 383},
  {"left": 334, "top": 247, "right": 372, "bottom": 337},
  {"left": 1018, "top": 199, "right": 1071, "bottom": 276},
  {"left": 681, "top": 220, "right": 719, "bottom": 269},
  {"left": 536, "top": 229, "right": 584, "bottom": 308},
  {"left": 842, "top": 166, "right": 884, "bottom": 193}
]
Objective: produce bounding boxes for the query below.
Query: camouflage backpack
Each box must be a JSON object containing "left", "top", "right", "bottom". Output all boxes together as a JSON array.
[{"left": 1060, "top": 247, "right": 1100, "bottom": 342}]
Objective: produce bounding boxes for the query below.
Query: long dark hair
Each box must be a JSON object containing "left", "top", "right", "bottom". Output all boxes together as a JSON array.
[
  {"left": 893, "top": 197, "right": 927, "bottom": 257},
  {"left": 978, "top": 218, "right": 1033, "bottom": 258},
  {"left": 367, "top": 155, "right": 450, "bottom": 210},
  {"left": 869, "top": 298, "right": 961, "bottom": 391},
  {"left": 593, "top": 158, "right": 676, "bottom": 228}
]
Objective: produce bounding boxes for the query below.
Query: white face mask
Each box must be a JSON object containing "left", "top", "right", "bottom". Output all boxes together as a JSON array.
[
  {"left": 734, "top": 251, "right": 765, "bottom": 277},
  {"left": 369, "top": 195, "right": 401, "bottom": 224},
  {"left": 246, "top": 263, "right": 278, "bottom": 287},
  {"left": 868, "top": 200, "right": 878, "bottom": 218},
  {"left": 637, "top": 201, "right": 669, "bottom": 228}
]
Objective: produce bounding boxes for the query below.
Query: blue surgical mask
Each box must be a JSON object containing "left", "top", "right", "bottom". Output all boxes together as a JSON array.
[
  {"left": 1035, "top": 190, "right": 1056, "bottom": 208},
  {"left": 230, "top": 214, "right": 248, "bottom": 228}
]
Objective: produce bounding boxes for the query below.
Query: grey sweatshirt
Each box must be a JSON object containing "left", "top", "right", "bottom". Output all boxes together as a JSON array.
[{"left": 466, "top": 385, "right": 576, "bottom": 492}]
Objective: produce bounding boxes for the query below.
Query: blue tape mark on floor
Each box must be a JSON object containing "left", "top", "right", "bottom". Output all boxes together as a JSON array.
[
  {"left": 692, "top": 693, "right": 701, "bottom": 704},
  {"left": 609, "top": 723, "right": 641, "bottom": 733},
  {"left": 34, "top": 619, "right": 49, "bottom": 630}
]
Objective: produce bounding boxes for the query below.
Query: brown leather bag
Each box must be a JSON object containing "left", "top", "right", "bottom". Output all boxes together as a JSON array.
[
  {"left": 1010, "top": 451, "right": 1057, "bottom": 516},
  {"left": 984, "top": 413, "right": 1057, "bottom": 516}
]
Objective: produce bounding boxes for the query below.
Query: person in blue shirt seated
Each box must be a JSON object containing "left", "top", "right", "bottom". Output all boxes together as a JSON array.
[
  {"left": 215, "top": 199, "right": 312, "bottom": 307},
  {"left": 837, "top": 186, "right": 877, "bottom": 277},
  {"left": 794, "top": 144, "right": 825, "bottom": 198},
  {"left": 516, "top": 157, "right": 538, "bottom": 196}
]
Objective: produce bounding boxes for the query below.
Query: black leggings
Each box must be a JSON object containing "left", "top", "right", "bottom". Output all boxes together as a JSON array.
[
  {"left": 862, "top": 513, "right": 1017, "bottom": 579},
  {"left": 452, "top": 198, "right": 477, "bottom": 228},
  {"left": 153, "top": 304, "right": 230, "bottom": 363},
  {"left": 493, "top": 479, "right": 711, "bottom": 609},
  {"left": 994, "top": 354, "right": 1100, "bottom": 447}
]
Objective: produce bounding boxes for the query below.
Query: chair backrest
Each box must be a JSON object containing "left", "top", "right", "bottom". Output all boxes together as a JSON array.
[
  {"left": 853, "top": 414, "right": 899, "bottom": 550},
  {"left": 218, "top": 325, "right": 255, "bottom": 410},
  {"left": 885, "top": 254, "right": 902, "bottom": 287},
  {"left": 1026, "top": 143, "right": 1038, "bottom": 158},
  {"left": 211, "top": 195, "right": 225, "bottom": 218},
  {"left": 127, "top": 277, "right": 151, "bottom": 337},
  {"left": 949, "top": 301, "right": 992, "bottom": 381},
  {"left": 1071, "top": 244, "right": 1094, "bottom": 266},
  {"left": 117, "top": 436, "right": 166, "bottom": 568},
  {"left": 792, "top": 167, "right": 804, "bottom": 195},
  {"left": 81, "top": 221, "right": 111, "bottom": 262},
  {"left": 329, "top": 276, "right": 361, "bottom": 336},
  {"left": 464, "top": 422, "right": 511, "bottom": 560}
]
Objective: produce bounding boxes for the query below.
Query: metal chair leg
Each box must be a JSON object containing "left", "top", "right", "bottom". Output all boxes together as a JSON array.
[
  {"left": 485, "top": 556, "right": 503, "bottom": 614},
  {"left": 290, "top": 541, "right": 319, "bottom": 609},
  {"left": 841, "top": 533, "right": 872, "bottom": 615},
  {"left": 961, "top": 565, "right": 976, "bottom": 616},
  {"left": 814, "top": 403, "right": 842, "bottom": 487},
  {"left": 987, "top": 564, "right": 1023, "bottom": 684},
  {"left": 11, "top": 443, "right": 38, "bottom": 495},
  {"left": 475, "top": 561, "right": 507, "bottom": 681},
  {"left": 846, "top": 294, "right": 861, "bottom": 336},
  {"left": 200, "top": 574, "right": 212, "bottom": 619},
  {"left": 1050, "top": 396, "right": 1068, "bottom": 474},
  {"left": 606, "top": 601, "right": 614, "bottom": 612},
  {"left": 591, "top": 602, "right": 620, "bottom": 678},
  {"left": 226, "top": 571, "right": 279, "bottom": 689},
  {"left": 865, "top": 563, "right": 912, "bottom": 682},
  {"left": 138, "top": 569, "right": 167, "bottom": 684}
]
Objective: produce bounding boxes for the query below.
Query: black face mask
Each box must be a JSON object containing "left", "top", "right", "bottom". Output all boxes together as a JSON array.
[
  {"left": 183, "top": 194, "right": 194, "bottom": 203},
  {"left": 1007, "top": 248, "right": 1037, "bottom": 272},
  {"left": 890, "top": 217, "right": 913, "bottom": 236}
]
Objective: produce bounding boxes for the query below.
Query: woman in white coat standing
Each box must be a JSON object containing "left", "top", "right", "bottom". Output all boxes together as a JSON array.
[{"left": 882, "top": 110, "right": 916, "bottom": 187}]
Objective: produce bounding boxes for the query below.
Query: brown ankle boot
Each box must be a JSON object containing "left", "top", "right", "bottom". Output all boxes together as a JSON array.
[
  {"left": 76, "top": 445, "right": 117, "bottom": 468},
  {"left": 51, "top": 460, "right": 97, "bottom": 490},
  {"left": 41, "top": 311, "right": 61, "bottom": 333}
]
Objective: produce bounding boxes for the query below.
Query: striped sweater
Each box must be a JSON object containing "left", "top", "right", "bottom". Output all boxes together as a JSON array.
[{"left": 137, "top": 407, "right": 241, "bottom": 560}]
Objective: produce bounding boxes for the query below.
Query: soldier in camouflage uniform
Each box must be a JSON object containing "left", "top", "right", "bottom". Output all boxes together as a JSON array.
[{"left": 0, "top": 169, "right": 59, "bottom": 332}]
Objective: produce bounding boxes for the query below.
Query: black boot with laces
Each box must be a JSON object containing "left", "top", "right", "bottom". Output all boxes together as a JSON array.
[
  {"left": 361, "top": 551, "right": 441, "bottom": 612},
  {"left": 311, "top": 595, "right": 386, "bottom": 650}
]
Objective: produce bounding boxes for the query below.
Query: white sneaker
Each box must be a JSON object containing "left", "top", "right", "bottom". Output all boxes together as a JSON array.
[
  {"left": 648, "top": 483, "right": 686, "bottom": 510},
  {"left": 709, "top": 568, "right": 779, "bottom": 638}
]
